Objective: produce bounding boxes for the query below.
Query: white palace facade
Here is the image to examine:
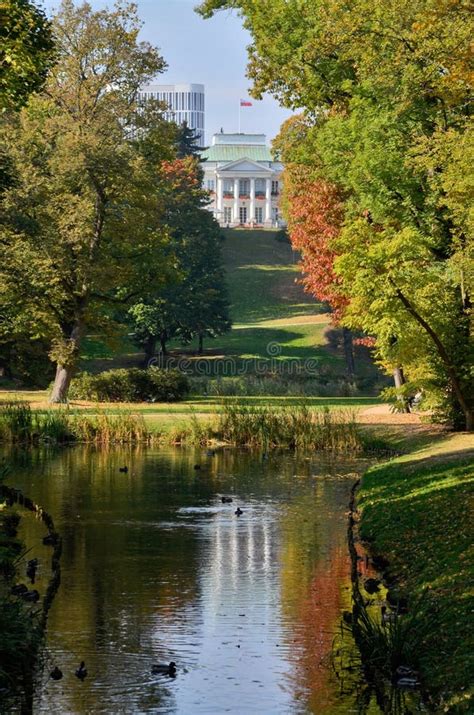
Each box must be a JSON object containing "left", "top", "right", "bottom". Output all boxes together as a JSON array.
[{"left": 201, "top": 133, "right": 284, "bottom": 228}]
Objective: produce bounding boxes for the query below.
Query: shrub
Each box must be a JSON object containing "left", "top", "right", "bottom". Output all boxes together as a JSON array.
[{"left": 68, "top": 367, "right": 189, "bottom": 403}]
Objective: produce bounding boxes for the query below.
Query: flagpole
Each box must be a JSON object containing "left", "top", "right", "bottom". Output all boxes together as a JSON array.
[{"left": 238, "top": 99, "right": 241, "bottom": 133}]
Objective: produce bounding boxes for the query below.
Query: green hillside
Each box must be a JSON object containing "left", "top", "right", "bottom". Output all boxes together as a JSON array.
[{"left": 81, "top": 229, "right": 382, "bottom": 392}]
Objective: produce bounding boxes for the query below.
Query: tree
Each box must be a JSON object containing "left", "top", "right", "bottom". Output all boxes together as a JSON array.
[
  {"left": 0, "top": 0, "right": 55, "bottom": 111},
  {"left": 0, "top": 0, "right": 175, "bottom": 402},
  {"left": 273, "top": 117, "right": 356, "bottom": 376},
  {"left": 176, "top": 121, "right": 203, "bottom": 158},
  {"left": 128, "top": 155, "right": 231, "bottom": 361},
  {"left": 198, "top": 0, "right": 473, "bottom": 430}
]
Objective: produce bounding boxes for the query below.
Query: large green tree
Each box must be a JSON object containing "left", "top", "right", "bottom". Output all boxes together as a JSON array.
[
  {"left": 198, "top": 0, "right": 473, "bottom": 430},
  {"left": 0, "top": 0, "right": 55, "bottom": 112},
  {"left": 128, "top": 155, "right": 230, "bottom": 362},
  {"left": 0, "top": 0, "right": 175, "bottom": 401}
]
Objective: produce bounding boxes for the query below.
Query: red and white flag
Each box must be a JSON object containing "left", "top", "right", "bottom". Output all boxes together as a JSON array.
[{"left": 240, "top": 99, "right": 253, "bottom": 107}]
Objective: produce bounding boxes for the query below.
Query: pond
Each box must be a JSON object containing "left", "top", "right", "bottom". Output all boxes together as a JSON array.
[{"left": 6, "top": 446, "right": 382, "bottom": 714}]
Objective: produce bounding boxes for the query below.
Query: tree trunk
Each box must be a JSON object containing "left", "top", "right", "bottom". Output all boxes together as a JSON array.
[
  {"left": 143, "top": 335, "right": 157, "bottom": 368},
  {"left": 393, "top": 285, "right": 473, "bottom": 431},
  {"left": 198, "top": 333, "right": 204, "bottom": 355},
  {"left": 50, "top": 322, "right": 82, "bottom": 403},
  {"left": 392, "top": 366, "right": 410, "bottom": 413},
  {"left": 342, "top": 328, "right": 355, "bottom": 378},
  {"left": 158, "top": 334, "right": 167, "bottom": 367},
  {"left": 50, "top": 363, "right": 75, "bottom": 403}
]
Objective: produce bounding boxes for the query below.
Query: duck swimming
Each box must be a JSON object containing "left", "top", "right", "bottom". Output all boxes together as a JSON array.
[
  {"left": 235, "top": 507, "right": 243, "bottom": 516},
  {"left": 119, "top": 466, "right": 128, "bottom": 473},
  {"left": 75, "top": 661, "right": 87, "bottom": 680},
  {"left": 221, "top": 496, "right": 233, "bottom": 503},
  {"left": 152, "top": 661, "right": 176, "bottom": 676},
  {"left": 50, "top": 666, "right": 63, "bottom": 681}
]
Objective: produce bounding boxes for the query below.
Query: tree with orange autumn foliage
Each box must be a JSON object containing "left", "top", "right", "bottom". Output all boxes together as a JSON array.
[{"left": 200, "top": 0, "right": 473, "bottom": 430}]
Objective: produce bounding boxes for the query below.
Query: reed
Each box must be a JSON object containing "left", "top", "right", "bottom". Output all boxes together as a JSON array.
[
  {"left": 70, "top": 410, "right": 151, "bottom": 445},
  {"left": 0, "top": 402, "right": 33, "bottom": 442},
  {"left": 350, "top": 594, "right": 432, "bottom": 681},
  {"left": 211, "top": 402, "right": 364, "bottom": 452},
  {"left": 0, "top": 403, "right": 156, "bottom": 445}
]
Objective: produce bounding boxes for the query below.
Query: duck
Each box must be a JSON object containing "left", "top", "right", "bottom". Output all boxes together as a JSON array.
[
  {"left": 193, "top": 464, "right": 201, "bottom": 470},
  {"left": 235, "top": 507, "right": 243, "bottom": 516},
  {"left": 151, "top": 661, "right": 176, "bottom": 677},
  {"left": 119, "top": 466, "right": 129, "bottom": 473},
  {"left": 26, "top": 559, "right": 38, "bottom": 582},
  {"left": 50, "top": 666, "right": 63, "bottom": 681},
  {"left": 75, "top": 661, "right": 87, "bottom": 680},
  {"left": 22, "top": 589, "right": 40, "bottom": 603},
  {"left": 11, "top": 583, "right": 28, "bottom": 596},
  {"left": 43, "top": 532, "right": 59, "bottom": 546},
  {"left": 364, "top": 577, "right": 380, "bottom": 594},
  {"left": 221, "top": 496, "right": 233, "bottom": 504}
]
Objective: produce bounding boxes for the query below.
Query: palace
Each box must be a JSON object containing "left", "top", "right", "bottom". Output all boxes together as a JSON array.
[{"left": 201, "top": 133, "right": 284, "bottom": 228}]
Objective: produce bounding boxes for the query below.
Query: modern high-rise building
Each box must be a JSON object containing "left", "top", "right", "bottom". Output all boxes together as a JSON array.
[{"left": 138, "top": 83, "right": 205, "bottom": 146}]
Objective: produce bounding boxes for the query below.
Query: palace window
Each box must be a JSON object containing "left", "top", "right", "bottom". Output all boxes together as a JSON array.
[
  {"left": 255, "top": 178, "right": 266, "bottom": 197},
  {"left": 271, "top": 180, "right": 279, "bottom": 196},
  {"left": 206, "top": 179, "right": 215, "bottom": 192},
  {"left": 223, "top": 207, "right": 232, "bottom": 224},
  {"left": 239, "top": 207, "right": 248, "bottom": 224},
  {"left": 255, "top": 207, "right": 263, "bottom": 224},
  {"left": 223, "top": 179, "right": 234, "bottom": 197},
  {"left": 239, "top": 179, "right": 250, "bottom": 197}
]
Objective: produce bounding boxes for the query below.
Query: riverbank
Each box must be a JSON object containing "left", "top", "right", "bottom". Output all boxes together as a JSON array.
[
  {"left": 0, "top": 472, "right": 42, "bottom": 709},
  {"left": 357, "top": 433, "right": 474, "bottom": 713},
  {"left": 0, "top": 466, "right": 62, "bottom": 710}
]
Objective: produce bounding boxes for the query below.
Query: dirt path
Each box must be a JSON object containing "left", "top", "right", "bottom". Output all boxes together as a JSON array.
[{"left": 358, "top": 403, "right": 427, "bottom": 425}]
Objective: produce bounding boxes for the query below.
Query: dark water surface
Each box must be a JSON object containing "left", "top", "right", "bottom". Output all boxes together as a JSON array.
[{"left": 7, "top": 446, "right": 382, "bottom": 714}]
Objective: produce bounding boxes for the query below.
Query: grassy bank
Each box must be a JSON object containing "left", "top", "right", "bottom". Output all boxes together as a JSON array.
[
  {"left": 357, "top": 435, "right": 474, "bottom": 713},
  {"left": 0, "top": 467, "right": 42, "bottom": 709}
]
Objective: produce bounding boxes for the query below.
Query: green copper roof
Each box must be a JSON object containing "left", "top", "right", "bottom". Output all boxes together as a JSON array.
[{"left": 200, "top": 144, "right": 274, "bottom": 163}]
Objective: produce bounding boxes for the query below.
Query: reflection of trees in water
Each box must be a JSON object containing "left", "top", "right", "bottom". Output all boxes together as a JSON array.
[
  {"left": 279, "top": 482, "right": 357, "bottom": 712},
  {"left": 4, "top": 446, "right": 371, "bottom": 713},
  {"left": 9, "top": 446, "right": 205, "bottom": 712}
]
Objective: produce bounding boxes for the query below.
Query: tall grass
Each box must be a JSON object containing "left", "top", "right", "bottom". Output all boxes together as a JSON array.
[
  {"left": 0, "top": 402, "right": 154, "bottom": 445},
  {"left": 209, "top": 402, "right": 364, "bottom": 452},
  {"left": 0, "top": 400, "right": 378, "bottom": 452},
  {"left": 351, "top": 594, "right": 431, "bottom": 680}
]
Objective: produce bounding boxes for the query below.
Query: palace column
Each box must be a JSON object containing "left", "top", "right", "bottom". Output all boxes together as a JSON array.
[
  {"left": 265, "top": 178, "right": 272, "bottom": 225},
  {"left": 216, "top": 175, "right": 223, "bottom": 221},
  {"left": 250, "top": 178, "right": 255, "bottom": 226},
  {"left": 233, "top": 177, "right": 239, "bottom": 224}
]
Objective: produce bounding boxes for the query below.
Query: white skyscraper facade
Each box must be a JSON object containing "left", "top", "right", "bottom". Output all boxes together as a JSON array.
[{"left": 138, "top": 83, "right": 205, "bottom": 146}]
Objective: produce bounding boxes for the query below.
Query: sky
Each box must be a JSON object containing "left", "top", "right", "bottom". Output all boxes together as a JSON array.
[{"left": 39, "top": 0, "right": 293, "bottom": 145}]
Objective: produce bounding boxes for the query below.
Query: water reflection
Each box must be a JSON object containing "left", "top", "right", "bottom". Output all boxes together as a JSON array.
[{"left": 6, "top": 447, "right": 381, "bottom": 713}]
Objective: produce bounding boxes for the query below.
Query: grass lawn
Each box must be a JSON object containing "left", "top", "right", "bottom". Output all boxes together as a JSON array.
[
  {"left": 221, "top": 228, "right": 322, "bottom": 324},
  {"left": 358, "top": 434, "right": 474, "bottom": 712},
  {"left": 78, "top": 229, "right": 375, "bottom": 380}
]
